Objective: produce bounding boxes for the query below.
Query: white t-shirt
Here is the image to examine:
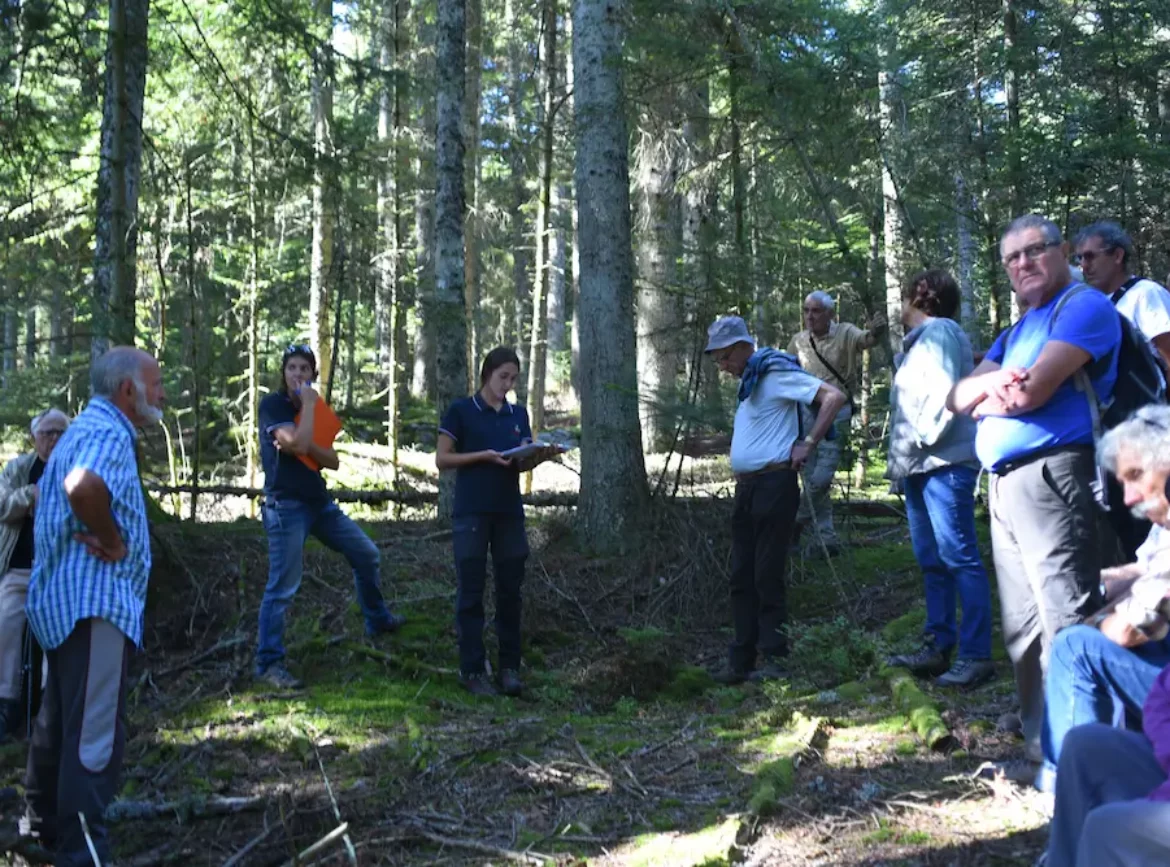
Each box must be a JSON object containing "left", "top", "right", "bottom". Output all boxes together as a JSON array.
[
  {"left": 1116, "top": 278, "right": 1170, "bottom": 348},
  {"left": 1136, "top": 523, "right": 1170, "bottom": 574},
  {"left": 730, "top": 368, "right": 823, "bottom": 473}
]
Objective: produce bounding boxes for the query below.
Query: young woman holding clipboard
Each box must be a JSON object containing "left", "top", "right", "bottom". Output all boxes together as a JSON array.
[
  {"left": 437, "top": 347, "right": 563, "bottom": 696},
  {"left": 255, "top": 344, "right": 405, "bottom": 689}
]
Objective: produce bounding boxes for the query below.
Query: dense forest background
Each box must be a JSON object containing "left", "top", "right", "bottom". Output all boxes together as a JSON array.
[{"left": 2, "top": 0, "right": 1169, "bottom": 547}]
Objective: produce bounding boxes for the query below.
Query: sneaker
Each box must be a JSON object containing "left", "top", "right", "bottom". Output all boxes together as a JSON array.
[
  {"left": 974, "top": 757, "right": 1039, "bottom": 786},
  {"left": 366, "top": 611, "right": 407, "bottom": 637},
  {"left": 257, "top": 664, "right": 304, "bottom": 690},
  {"left": 712, "top": 665, "right": 752, "bottom": 685},
  {"left": 460, "top": 672, "right": 499, "bottom": 697},
  {"left": 887, "top": 640, "right": 952, "bottom": 677},
  {"left": 498, "top": 669, "right": 524, "bottom": 697},
  {"left": 748, "top": 659, "right": 790, "bottom": 683},
  {"left": 935, "top": 658, "right": 995, "bottom": 689}
]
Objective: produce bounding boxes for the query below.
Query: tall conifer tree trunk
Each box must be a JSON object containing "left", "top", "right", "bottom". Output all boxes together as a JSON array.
[
  {"left": 435, "top": 0, "right": 469, "bottom": 519},
  {"left": 527, "top": 0, "right": 557, "bottom": 435},
  {"left": 463, "top": 0, "right": 484, "bottom": 388},
  {"left": 92, "top": 0, "right": 149, "bottom": 358},
  {"left": 310, "top": 0, "right": 336, "bottom": 389},
  {"left": 505, "top": 0, "right": 532, "bottom": 396},
  {"left": 572, "top": 0, "right": 649, "bottom": 551}
]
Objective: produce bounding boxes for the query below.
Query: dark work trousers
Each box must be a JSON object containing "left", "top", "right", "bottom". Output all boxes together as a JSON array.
[
  {"left": 1105, "top": 473, "right": 1151, "bottom": 565},
  {"left": 728, "top": 469, "right": 800, "bottom": 672},
  {"left": 25, "top": 618, "right": 131, "bottom": 867},
  {"left": 453, "top": 513, "right": 529, "bottom": 676}
]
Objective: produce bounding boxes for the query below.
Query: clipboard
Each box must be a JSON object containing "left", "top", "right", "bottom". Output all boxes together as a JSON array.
[{"left": 294, "top": 399, "right": 343, "bottom": 472}]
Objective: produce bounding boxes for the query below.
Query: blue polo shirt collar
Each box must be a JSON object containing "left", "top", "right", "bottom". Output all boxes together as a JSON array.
[{"left": 472, "top": 394, "right": 513, "bottom": 415}]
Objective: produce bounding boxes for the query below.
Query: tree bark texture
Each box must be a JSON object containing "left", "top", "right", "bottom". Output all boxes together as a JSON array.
[
  {"left": 310, "top": 0, "right": 336, "bottom": 390},
  {"left": 505, "top": 0, "right": 532, "bottom": 397},
  {"left": 572, "top": 0, "right": 649, "bottom": 551},
  {"left": 92, "top": 0, "right": 149, "bottom": 358},
  {"left": 435, "top": 0, "right": 469, "bottom": 519}
]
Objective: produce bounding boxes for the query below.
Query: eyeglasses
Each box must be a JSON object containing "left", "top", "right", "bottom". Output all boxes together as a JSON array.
[
  {"left": 1074, "top": 246, "right": 1116, "bottom": 266},
  {"left": 35, "top": 429, "right": 65, "bottom": 439},
  {"left": 711, "top": 348, "right": 734, "bottom": 364},
  {"left": 1002, "top": 240, "right": 1061, "bottom": 269}
]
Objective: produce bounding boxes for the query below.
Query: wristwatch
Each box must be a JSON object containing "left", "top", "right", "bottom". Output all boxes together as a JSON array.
[{"left": 803, "top": 435, "right": 819, "bottom": 447}]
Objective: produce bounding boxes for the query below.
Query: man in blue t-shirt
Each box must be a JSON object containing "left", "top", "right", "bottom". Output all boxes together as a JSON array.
[{"left": 949, "top": 214, "right": 1120, "bottom": 779}]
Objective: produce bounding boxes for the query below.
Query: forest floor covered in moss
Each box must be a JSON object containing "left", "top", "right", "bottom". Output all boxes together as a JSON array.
[{"left": 0, "top": 476, "right": 1052, "bottom": 867}]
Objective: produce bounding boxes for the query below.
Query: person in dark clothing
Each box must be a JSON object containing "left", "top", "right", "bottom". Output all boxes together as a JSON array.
[
  {"left": 436, "top": 347, "right": 562, "bottom": 697},
  {"left": 0, "top": 409, "right": 68, "bottom": 741},
  {"left": 255, "top": 344, "right": 405, "bottom": 689}
]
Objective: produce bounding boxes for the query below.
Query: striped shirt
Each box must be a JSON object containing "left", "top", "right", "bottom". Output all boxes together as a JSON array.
[{"left": 26, "top": 397, "right": 151, "bottom": 649}]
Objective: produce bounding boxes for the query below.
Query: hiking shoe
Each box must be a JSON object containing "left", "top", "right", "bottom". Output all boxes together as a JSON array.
[
  {"left": 498, "top": 669, "right": 524, "bottom": 697},
  {"left": 974, "top": 758, "right": 1040, "bottom": 786},
  {"left": 257, "top": 664, "right": 304, "bottom": 690},
  {"left": 366, "top": 611, "right": 408, "bottom": 637},
  {"left": 460, "top": 672, "right": 499, "bottom": 697},
  {"left": 712, "top": 665, "right": 751, "bottom": 686},
  {"left": 935, "top": 658, "right": 995, "bottom": 689},
  {"left": 997, "top": 711, "right": 1024, "bottom": 736},
  {"left": 748, "top": 659, "right": 790, "bottom": 683},
  {"left": 887, "top": 640, "right": 952, "bottom": 677}
]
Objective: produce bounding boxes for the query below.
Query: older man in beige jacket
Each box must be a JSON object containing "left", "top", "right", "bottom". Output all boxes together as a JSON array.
[{"left": 0, "top": 408, "right": 69, "bottom": 740}]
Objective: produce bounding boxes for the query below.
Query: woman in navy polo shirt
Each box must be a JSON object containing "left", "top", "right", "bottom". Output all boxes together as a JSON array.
[
  {"left": 437, "top": 347, "right": 559, "bottom": 697},
  {"left": 254, "top": 344, "right": 404, "bottom": 689}
]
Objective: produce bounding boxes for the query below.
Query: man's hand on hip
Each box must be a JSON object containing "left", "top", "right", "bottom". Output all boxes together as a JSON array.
[{"left": 791, "top": 441, "right": 815, "bottom": 471}]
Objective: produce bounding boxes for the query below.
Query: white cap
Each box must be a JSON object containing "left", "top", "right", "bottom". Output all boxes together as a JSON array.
[{"left": 704, "top": 316, "right": 755, "bottom": 353}]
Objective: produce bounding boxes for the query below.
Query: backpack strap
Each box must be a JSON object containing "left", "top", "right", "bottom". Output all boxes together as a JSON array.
[
  {"left": 1111, "top": 276, "right": 1142, "bottom": 305},
  {"left": 1050, "top": 283, "right": 1111, "bottom": 444}
]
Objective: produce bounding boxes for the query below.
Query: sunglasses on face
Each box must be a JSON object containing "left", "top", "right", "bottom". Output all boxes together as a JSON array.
[{"left": 1074, "top": 246, "right": 1116, "bottom": 266}]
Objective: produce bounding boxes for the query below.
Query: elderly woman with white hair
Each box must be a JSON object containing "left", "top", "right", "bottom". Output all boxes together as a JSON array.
[{"left": 0, "top": 408, "right": 70, "bottom": 741}]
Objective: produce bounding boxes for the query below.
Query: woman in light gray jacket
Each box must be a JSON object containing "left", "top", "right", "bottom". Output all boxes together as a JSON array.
[{"left": 886, "top": 270, "right": 993, "bottom": 689}]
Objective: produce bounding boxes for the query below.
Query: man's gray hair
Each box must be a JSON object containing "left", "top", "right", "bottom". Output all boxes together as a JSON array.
[
  {"left": 1001, "top": 214, "right": 1063, "bottom": 247},
  {"left": 805, "top": 290, "right": 835, "bottom": 311},
  {"left": 1099, "top": 405, "right": 1170, "bottom": 475},
  {"left": 30, "top": 408, "right": 69, "bottom": 436},
  {"left": 1074, "top": 220, "right": 1135, "bottom": 268},
  {"left": 91, "top": 346, "right": 149, "bottom": 398}
]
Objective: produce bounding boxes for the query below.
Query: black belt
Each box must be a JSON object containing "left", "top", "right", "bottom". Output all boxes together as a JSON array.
[
  {"left": 734, "top": 461, "right": 793, "bottom": 483},
  {"left": 993, "top": 444, "right": 1094, "bottom": 477}
]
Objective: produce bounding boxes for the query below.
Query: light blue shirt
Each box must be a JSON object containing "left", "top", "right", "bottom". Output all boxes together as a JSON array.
[{"left": 26, "top": 397, "right": 151, "bottom": 649}]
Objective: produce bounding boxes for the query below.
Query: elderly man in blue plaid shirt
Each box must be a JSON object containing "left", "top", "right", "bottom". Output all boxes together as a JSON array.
[{"left": 22, "top": 346, "right": 164, "bottom": 867}]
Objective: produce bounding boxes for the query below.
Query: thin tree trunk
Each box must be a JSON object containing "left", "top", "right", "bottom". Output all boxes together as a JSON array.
[
  {"left": 24, "top": 306, "right": 35, "bottom": 368},
  {"left": 92, "top": 0, "right": 149, "bottom": 358},
  {"left": 375, "top": 0, "right": 396, "bottom": 381},
  {"left": 246, "top": 115, "right": 261, "bottom": 515},
  {"left": 566, "top": 11, "right": 581, "bottom": 407},
  {"left": 412, "top": 18, "right": 438, "bottom": 402},
  {"left": 463, "top": 0, "right": 484, "bottom": 388},
  {"left": 1003, "top": 0, "right": 1023, "bottom": 216},
  {"left": 50, "top": 280, "right": 64, "bottom": 361},
  {"left": 634, "top": 90, "right": 682, "bottom": 453},
  {"left": 955, "top": 172, "right": 979, "bottom": 345},
  {"left": 310, "top": 0, "right": 336, "bottom": 390},
  {"left": 527, "top": 0, "right": 557, "bottom": 434},
  {"left": 854, "top": 216, "right": 881, "bottom": 488},
  {"left": 435, "top": 0, "right": 469, "bottom": 520},
  {"left": 728, "top": 47, "right": 749, "bottom": 312},
  {"left": 505, "top": 0, "right": 532, "bottom": 396},
  {"left": 572, "top": 0, "right": 649, "bottom": 551},
  {"left": 547, "top": 182, "right": 569, "bottom": 360},
  {"left": 185, "top": 154, "right": 200, "bottom": 522},
  {"left": 879, "top": 62, "right": 907, "bottom": 351}
]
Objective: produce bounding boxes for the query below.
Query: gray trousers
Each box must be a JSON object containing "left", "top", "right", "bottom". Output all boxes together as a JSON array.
[
  {"left": 795, "top": 435, "right": 841, "bottom": 548},
  {"left": 25, "top": 618, "right": 131, "bottom": 867},
  {"left": 0, "top": 567, "right": 31, "bottom": 699},
  {"left": 1046, "top": 724, "right": 1170, "bottom": 866},
  {"left": 988, "top": 447, "right": 1101, "bottom": 752}
]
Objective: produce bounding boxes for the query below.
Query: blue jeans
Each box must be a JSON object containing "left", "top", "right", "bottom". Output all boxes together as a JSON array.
[
  {"left": 256, "top": 498, "right": 394, "bottom": 673},
  {"left": 903, "top": 464, "right": 992, "bottom": 660},
  {"left": 453, "top": 513, "right": 528, "bottom": 676},
  {"left": 1041, "top": 624, "right": 1170, "bottom": 775}
]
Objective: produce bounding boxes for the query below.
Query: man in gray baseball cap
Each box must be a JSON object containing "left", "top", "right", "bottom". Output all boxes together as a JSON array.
[{"left": 705, "top": 315, "right": 845, "bottom": 684}]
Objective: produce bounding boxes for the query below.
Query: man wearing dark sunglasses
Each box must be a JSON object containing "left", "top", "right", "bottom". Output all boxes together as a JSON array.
[{"left": 1074, "top": 221, "right": 1170, "bottom": 372}]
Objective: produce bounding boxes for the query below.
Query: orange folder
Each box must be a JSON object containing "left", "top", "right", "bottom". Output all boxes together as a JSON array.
[{"left": 294, "top": 399, "right": 343, "bottom": 472}]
